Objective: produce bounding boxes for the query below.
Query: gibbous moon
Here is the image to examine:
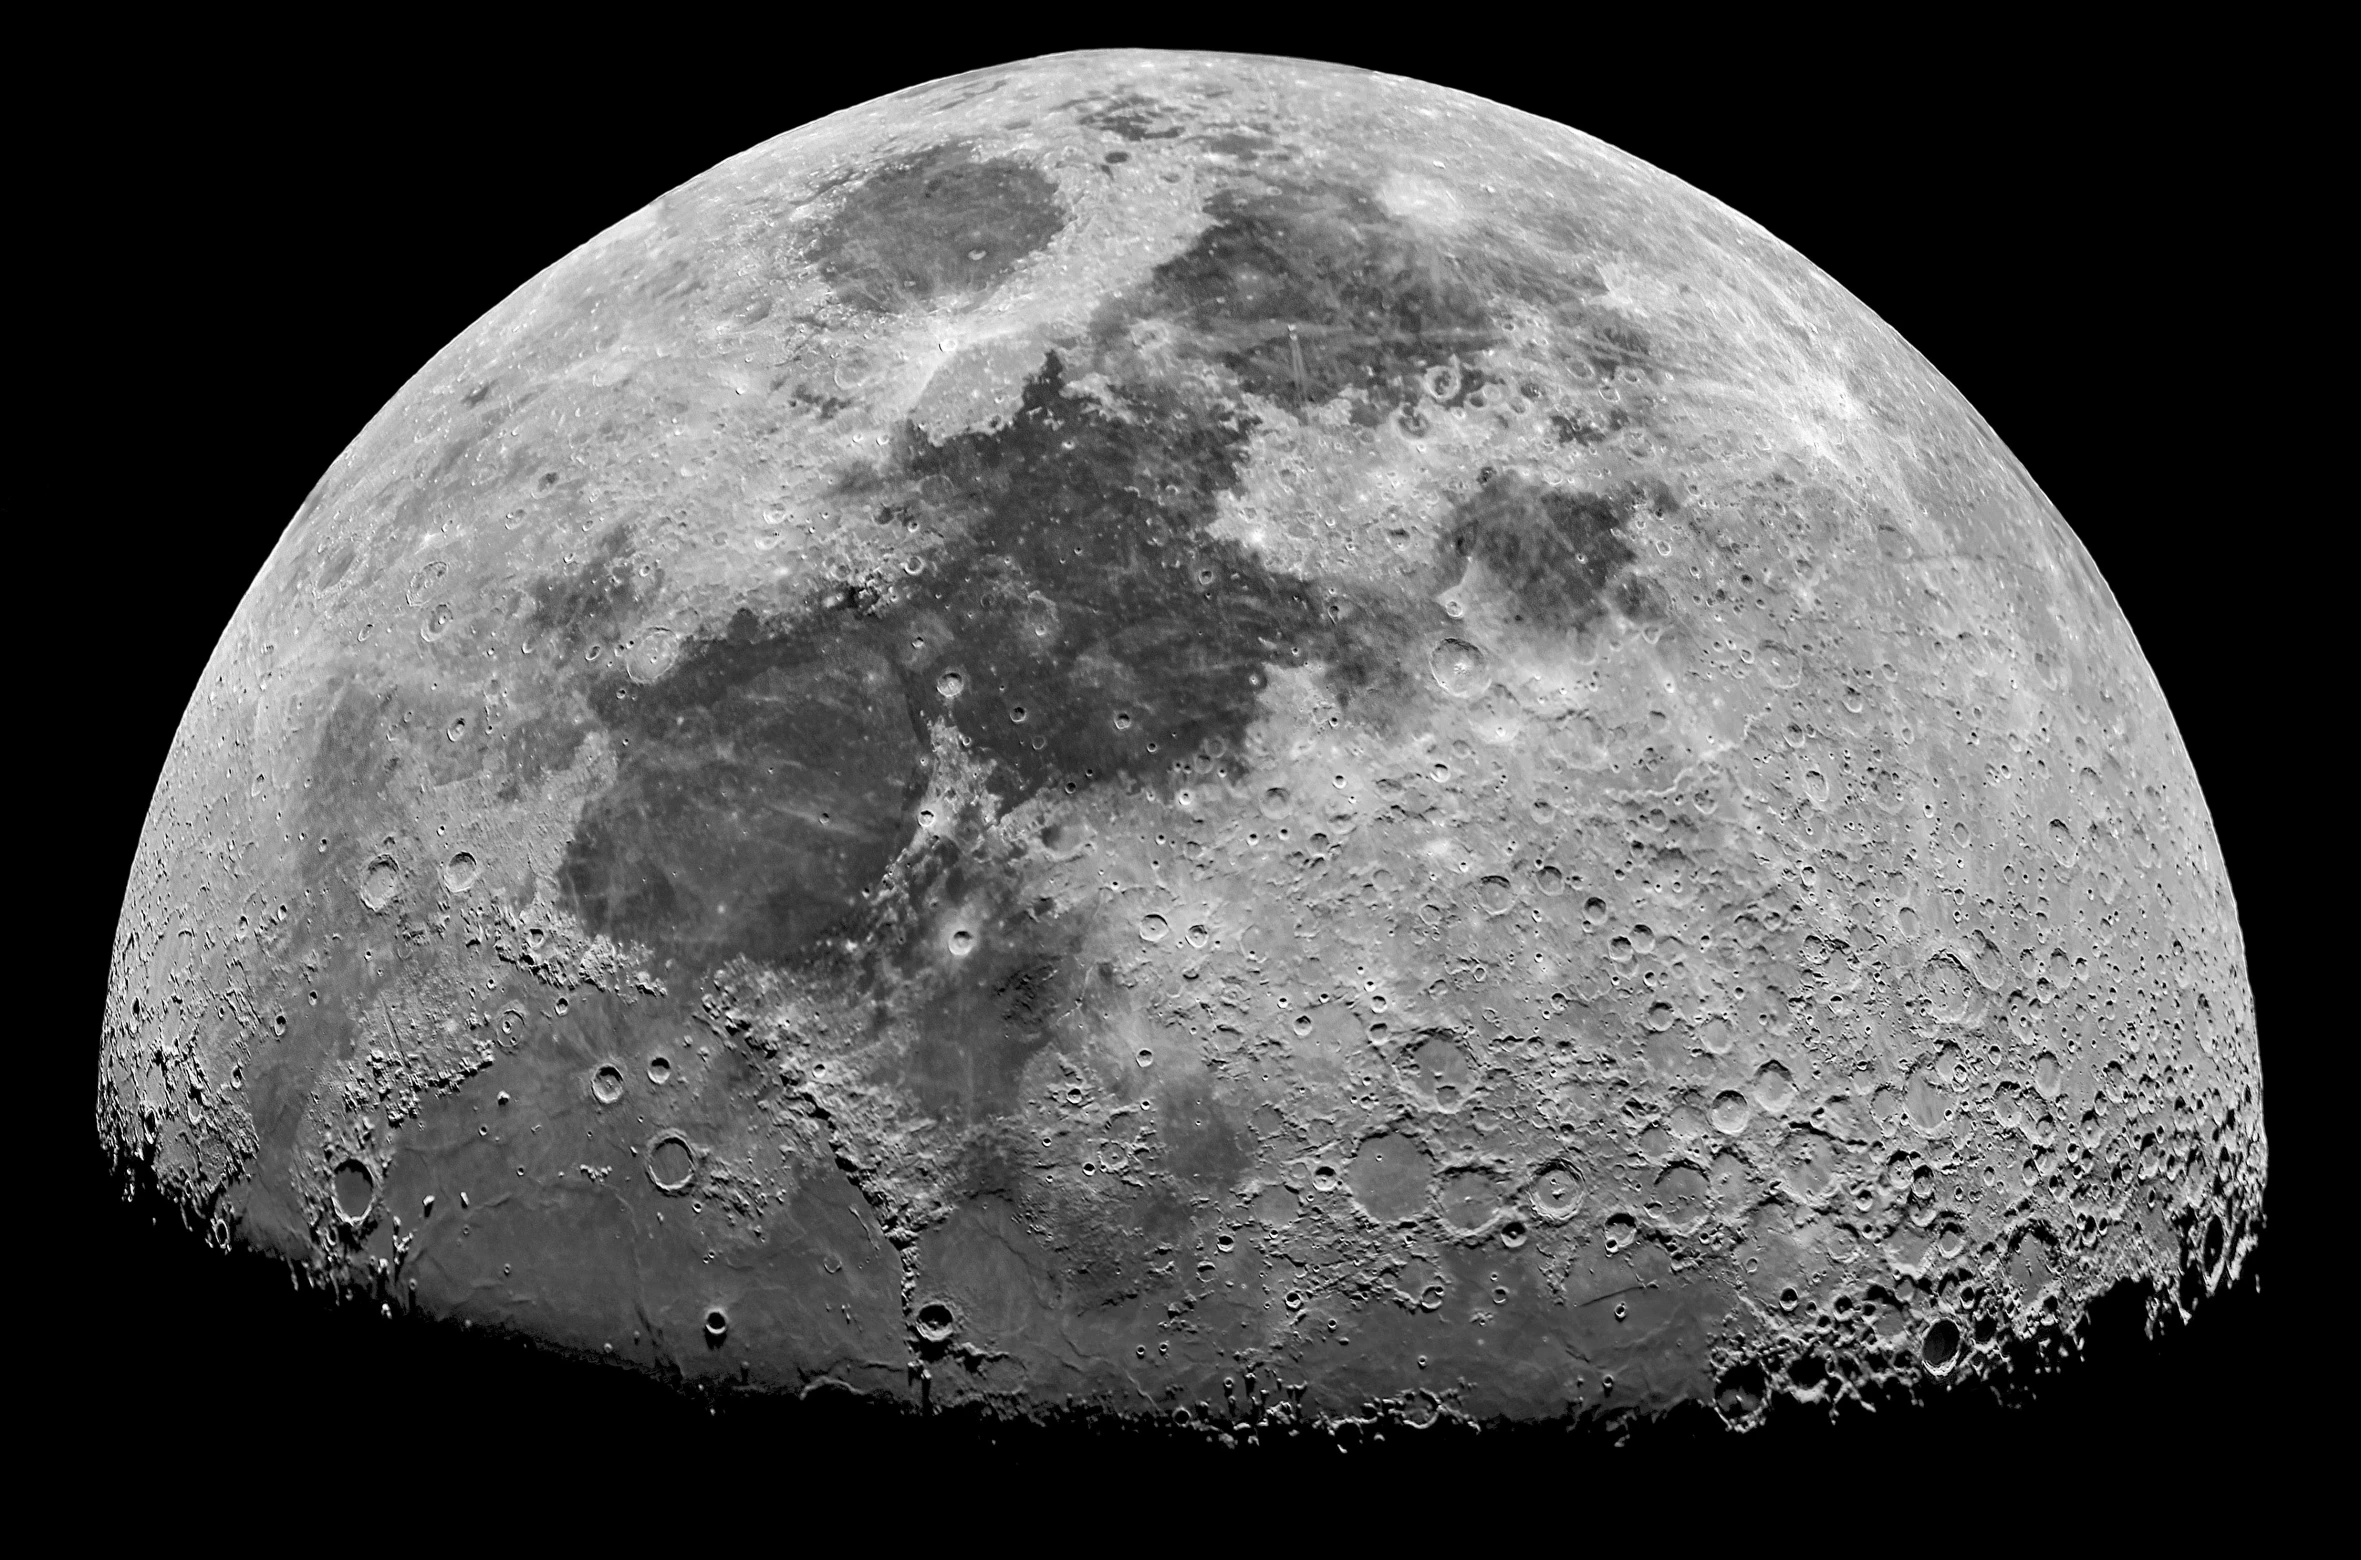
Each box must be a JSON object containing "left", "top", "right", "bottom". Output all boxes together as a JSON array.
[{"left": 100, "top": 50, "right": 2261, "bottom": 1433}]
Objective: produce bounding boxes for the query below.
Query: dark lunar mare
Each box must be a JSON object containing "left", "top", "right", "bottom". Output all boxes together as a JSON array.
[
  {"left": 892, "top": 352, "right": 1367, "bottom": 799},
  {"left": 559, "top": 607, "right": 924, "bottom": 973},
  {"left": 556, "top": 348, "right": 1382, "bottom": 979},
  {"left": 527, "top": 523, "right": 656, "bottom": 660},
  {"left": 1114, "top": 184, "right": 1498, "bottom": 423},
  {"left": 550, "top": 179, "right": 1656, "bottom": 1137},
  {"left": 1445, "top": 473, "right": 1671, "bottom": 632},
  {"left": 807, "top": 142, "right": 1068, "bottom": 313}
]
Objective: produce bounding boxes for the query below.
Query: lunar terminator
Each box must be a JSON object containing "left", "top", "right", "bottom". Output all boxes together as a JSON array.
[{"left": 100, "top": 50, "right": 2263, "bottom": 1430}]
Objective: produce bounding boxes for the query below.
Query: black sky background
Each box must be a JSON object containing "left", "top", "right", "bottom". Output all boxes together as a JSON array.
[{"left": 59, "top": 23, "right": 2318, "bottom": 1502}]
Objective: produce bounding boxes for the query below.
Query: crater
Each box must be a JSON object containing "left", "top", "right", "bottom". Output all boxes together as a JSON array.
[
  {"left": 646, "top": 1132, "right": 697, "bottom": 1194},
  {"left": 1436, "top": 1168, "right": 1504, "bottom": 1233},
  {"left": 331, "top": 1159, "right": 375, "bottom": 1224},
  {"left": 1529, "top": 1161, "right": 1584, "bottom": 1221},
  {"left": 1347, "top": 1131, "right": 1433, "bottom": 1224},
  {"left": 914, "top": 1298, "right": 960, "bottom": 1343},
  {"left": 358, "top": 857, "right": 401, "bottom": 913}
]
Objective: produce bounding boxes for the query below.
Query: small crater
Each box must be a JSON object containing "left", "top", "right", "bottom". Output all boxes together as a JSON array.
[
  {"left": 441, "top": 851, "right": 481, "bottom": 893},
  {"left": 646, "top": 1132, "right": 697, "bottom": 1194},
  {"left": 705, "top": 1307, "right": 730, "bottom": 1344},
  {"left": 1650, "top": 1162, "right": 1710, "bottom": 1232},
  {"left": 1529, "top": 1162, "right": 1584, "bottom": 1221},
  {"left": 1601, "top": 1211, "right": 1638, "bottom": 1254},
  {"left": 625, "top": 627, "right": 682, "bottom": 684},
  {"left": 331, "top": 1159, "right": 375, "bottom": 1224},
  {"left": 405, "top": 558, "right": 448, "bottom": 606},
  {"left": 1428, "top": 637, "right": 1490, "bottom": 698},
  {"left": 591, "top": 1063, "right": 625, "bottom": 1105},
  {"left": 1715, "top": 1361, "right": 1768, "bottom": 1422},
  {"left": 647, "top": 1053, "right": 672, "bottom": 1085},
  {"left": 359, "top": 856, "right": 402, "bottom": 913},
  {"left": 914, "top": 1299, "right": 959, "bottom": 1344},
  {"left": 1921, "top": 953, "right": 1975, "bottom": 1020},
  {"left": 1710, "top": 1090, "right": 1752, "bottom": 1135}
]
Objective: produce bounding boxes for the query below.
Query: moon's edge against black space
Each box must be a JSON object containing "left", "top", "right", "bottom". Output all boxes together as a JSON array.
[{"left": 65, "top": 27, "right": 2312, "bottom": 1493}]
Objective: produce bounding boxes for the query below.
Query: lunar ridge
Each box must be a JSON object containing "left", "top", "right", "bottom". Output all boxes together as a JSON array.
[{"left": 101, "top": 49, "right": 2262, "bottom": 1434}]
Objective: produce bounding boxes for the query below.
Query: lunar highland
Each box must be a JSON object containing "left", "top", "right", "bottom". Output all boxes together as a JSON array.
[{"left": 100, "top": 50, "right": 2263, "bottom": 1434}]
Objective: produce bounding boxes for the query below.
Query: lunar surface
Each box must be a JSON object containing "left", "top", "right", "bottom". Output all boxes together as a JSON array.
[{"left": 101, "top": 50, "right": 2263, "bottom": 1433}]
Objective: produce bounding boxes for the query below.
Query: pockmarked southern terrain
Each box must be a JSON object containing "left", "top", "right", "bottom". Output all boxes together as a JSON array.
[{"left": 102, "top": 51, "right": 2262, "bottom": 1432}]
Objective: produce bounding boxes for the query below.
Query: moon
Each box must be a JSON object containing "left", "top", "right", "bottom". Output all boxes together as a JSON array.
[{"left": 99, "top": 49, "right": 2262, "bottom": 1433}]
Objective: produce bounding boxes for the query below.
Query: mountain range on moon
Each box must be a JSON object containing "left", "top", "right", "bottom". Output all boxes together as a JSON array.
[{"left": 98, "top": 49, "right": 2263, "bottom": 1435}]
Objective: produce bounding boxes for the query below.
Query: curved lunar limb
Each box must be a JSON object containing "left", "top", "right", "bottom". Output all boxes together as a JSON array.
[{"left": 101, "top": 49, "right": 2262, "bottom": 1432}]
